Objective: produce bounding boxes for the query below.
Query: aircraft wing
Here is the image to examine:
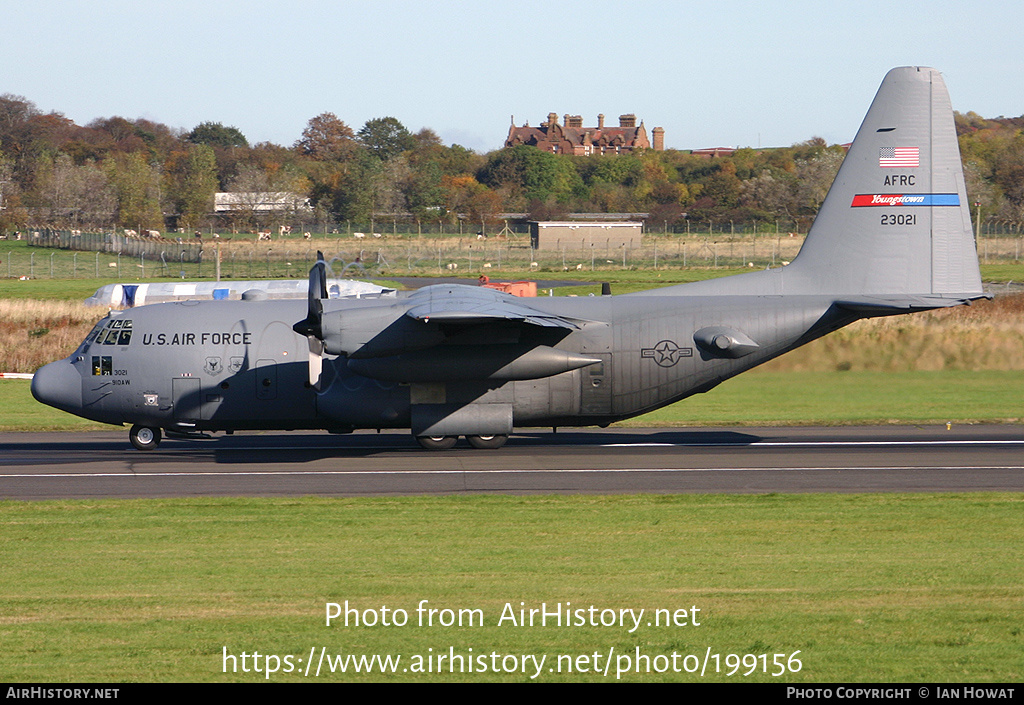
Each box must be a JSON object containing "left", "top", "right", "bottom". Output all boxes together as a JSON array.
[
  {"left": 296, "top": 265, "right": 601, "bottom": 385},
  {"left": 403, "top": 284, "right": 585, "bottom": 329}
]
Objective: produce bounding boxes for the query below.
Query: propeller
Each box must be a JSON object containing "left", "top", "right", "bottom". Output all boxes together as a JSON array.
[
  {"left": 294, "top": 251, "right": 329, "bottom": 390},
  {"left": 306, "top": 336, "right": 325, "bottom": 390}
]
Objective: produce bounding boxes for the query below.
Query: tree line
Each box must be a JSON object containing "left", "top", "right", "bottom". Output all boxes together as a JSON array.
[{"left": 1, "top": 93, "right": 1021, "bottom": 235}]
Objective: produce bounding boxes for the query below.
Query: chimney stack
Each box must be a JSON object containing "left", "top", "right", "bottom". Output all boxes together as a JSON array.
[{"left": 652, "top": 126, "right": 665, "bottom": 151}]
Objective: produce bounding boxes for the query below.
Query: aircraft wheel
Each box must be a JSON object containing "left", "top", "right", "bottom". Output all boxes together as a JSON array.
[
  {"left": 466, "top": 434, "right": 509, "bottom": 450},
  {"left": 129, "top": 425, "right": 162, "bottom": 451},
  {"left": 416, "top": 435, "right": 458, "bottom": 451}
]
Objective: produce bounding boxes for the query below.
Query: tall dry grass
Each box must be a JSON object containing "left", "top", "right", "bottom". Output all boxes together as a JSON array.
[
  {"left": 0, "top": 300, "right": 103, "bottom": 373},
  {"left": 764, "top": 294, "right": 1024, "bottom": 372},
  {"left": 2, "top": 294, "right": 1023, "bottom": 375}
]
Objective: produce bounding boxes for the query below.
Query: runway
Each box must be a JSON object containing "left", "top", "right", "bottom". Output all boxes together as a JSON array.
[{"left": 2, "top": 425, "right": 1023, "bottom": 499}]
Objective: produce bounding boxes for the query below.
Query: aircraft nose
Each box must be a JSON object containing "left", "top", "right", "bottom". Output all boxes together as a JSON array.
[{"left": 31, "top": 360, "right": 83, "bottom": 412}]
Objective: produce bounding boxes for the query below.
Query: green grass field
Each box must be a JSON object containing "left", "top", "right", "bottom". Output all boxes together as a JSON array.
[{"left": 0, "top": 494, "right": 1020, "bottom": 682}]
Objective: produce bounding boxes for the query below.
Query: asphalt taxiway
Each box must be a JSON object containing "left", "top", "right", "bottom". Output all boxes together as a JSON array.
[{"left": 2, "top": 425, "right": 1022, "bottom": 500}]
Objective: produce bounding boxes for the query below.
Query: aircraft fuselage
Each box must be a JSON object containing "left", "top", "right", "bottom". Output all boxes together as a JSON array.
[{"left": 33, "top": 290, "right": 850, "bottom": 438}]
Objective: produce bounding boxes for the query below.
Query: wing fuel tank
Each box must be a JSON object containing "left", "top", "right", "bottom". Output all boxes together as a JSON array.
[{"left": 346, "top": 345, "right": 601, "bottom": 382}]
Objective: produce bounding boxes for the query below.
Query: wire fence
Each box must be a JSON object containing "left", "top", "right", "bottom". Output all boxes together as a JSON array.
[
  {"left": 5, "top": 229, "right": 1023, "bottom": 282},
  {"left": 263, "top": 217, "right": 1024, "bottom": 237},
  {"left": 17, "top": 229, "right": 203, "bottom": 262}
]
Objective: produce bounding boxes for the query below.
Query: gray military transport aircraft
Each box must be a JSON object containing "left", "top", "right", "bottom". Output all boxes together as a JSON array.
[{"left": 32, "top": 67, "right": 987, "bottom": 450}]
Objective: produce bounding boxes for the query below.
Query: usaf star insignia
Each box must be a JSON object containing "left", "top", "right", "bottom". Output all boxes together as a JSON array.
[{"left": 641, "top": 340, "right": 693, "bottom": 367}]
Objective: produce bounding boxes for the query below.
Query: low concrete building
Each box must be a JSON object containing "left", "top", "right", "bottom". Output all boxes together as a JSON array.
[
  {"left": 214, "top": 192, "right": 311, "bottom": 213},
  {"left": 529, "top": 221, "right": 642, "bottom": 250}
]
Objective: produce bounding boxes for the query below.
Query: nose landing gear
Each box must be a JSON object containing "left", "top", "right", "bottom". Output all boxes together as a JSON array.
[{"left": 129, "top": 424, "right": 162, "bottom": 451}]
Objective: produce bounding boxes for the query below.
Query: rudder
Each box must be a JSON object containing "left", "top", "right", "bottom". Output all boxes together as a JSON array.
[{"left": 788, "top": 67, "right": 983, "bottom": 298}]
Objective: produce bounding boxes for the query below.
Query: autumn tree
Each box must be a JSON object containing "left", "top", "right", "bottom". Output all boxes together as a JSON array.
[
  {"left": 792, "top": 149, "right": 845, "bottom": 215},
  {"left": 372, "top": 155, "right": 412, "bottom": 215},
  {"left": 132, "top": 118, "right": 181, "bottom": 160},
  {"left": 405, "top": 134, "right": 479, "bottom": 219},
  {"left": 991, "top": 132, "right": 1024, "bottom": 222},
  {"left": 585, "top": 182, "right": 635, "bottom": 213},
  {"left": 357, "top": 117, "right": 415, "bottom": 161},
  {"left": 295, "top": 112, "right": 356, "bottom": 161},
  {"left": 577, "top": 154, "right": 644, "bottom": 188},
  {"left": 0, "top": 156, "right": 28, "bottom": 230},
  {"left": 740, "top": 170, "right": 795, "bottom": 219},
  {"left": 186, "top": 122, "right": 248, "bottom": 149},
  {"left": 87, "top": 117, "right": 147, "bottom": 153},
  {"left": 312, "top": 155, "right": 378, "bottom": 222},
  {"left": 478, "top": 145, "right": 584, "bottom": 209},
  {"left": 73, "top": 160, "right": 117, "bottom": 229},
  {"left": 434, "top": 143, "right": 484, "bottom": 177},
  {"left": 405, "top": 157, "right": 446, "bottom": 219},
  {"left": 412, "top": 127, "right": 443, "bottom": 149},
  {"left": 105, "top": 152, "right": 163, "bottom": 230},
  {"left": 0, "top": 94, "right": 41, "bottom": 161},
  {"left": 687, "top": 160, "right": 743, "bottom": 220},
  {"left": 32, "top": 154, "right": 115, "bottom": 227},
  {"left": 442, "top": 175, "right": 501, "bottom": 225},
  {"left": 168, "top": 143, "right": 218, "bottom": 229}
]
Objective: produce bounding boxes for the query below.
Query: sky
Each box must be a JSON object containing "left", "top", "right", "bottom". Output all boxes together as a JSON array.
[{"left": 3, "top": 0, "right": 1022, "bottom": 154}]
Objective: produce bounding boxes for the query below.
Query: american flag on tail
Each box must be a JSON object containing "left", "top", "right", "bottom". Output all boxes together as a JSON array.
[{"left": 879, "top": 146, "right": 919, "bottom": 168}]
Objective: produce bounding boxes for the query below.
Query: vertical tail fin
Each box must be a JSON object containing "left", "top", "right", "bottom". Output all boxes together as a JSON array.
[{"left": 789, "top": 66, "right": 983, "bottom": 298}]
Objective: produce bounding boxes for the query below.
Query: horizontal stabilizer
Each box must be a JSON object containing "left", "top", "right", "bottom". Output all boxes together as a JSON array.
[{"left": 836, "top": 292, "right": 991, "bottom": 314}]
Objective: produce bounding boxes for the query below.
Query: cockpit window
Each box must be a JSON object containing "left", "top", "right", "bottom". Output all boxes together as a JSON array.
[
  {"left": 77, "top": 320, "right": 107, "bottom": 354},
  {"left": 88, "top": 319, "right": 133, "bottom": 347}
]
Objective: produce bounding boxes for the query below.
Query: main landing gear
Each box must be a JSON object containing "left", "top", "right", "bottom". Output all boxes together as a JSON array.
[
  {"left": 129, "top": 424, "right": 162, "bottom": 451},
  {"left": 415, "top": 434, "right": 509, "bottom": 450},
  {"left": 126, "top": 427, "right": 506, "bottom": 451},
  {"left": 466, "top": 434, "right": 508, "bottom": 449}
]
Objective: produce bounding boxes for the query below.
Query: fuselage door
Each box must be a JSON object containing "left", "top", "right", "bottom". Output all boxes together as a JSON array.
[
  {"left": 172, "top": 377, "right": 201, "bottom": 421},
  {"left": 580, "top": 353, "right": 612, "bottom": 415}
]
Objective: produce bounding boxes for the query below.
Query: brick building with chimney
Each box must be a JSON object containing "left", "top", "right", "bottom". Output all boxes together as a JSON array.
[{"left": 505, "top": 113, "right": 664, "bottom": 155}]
